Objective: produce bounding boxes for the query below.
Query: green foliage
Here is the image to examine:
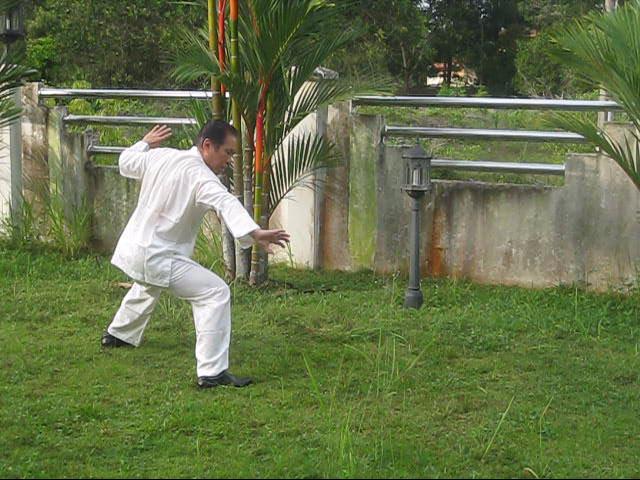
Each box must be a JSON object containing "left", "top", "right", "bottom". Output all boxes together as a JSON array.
[
  {"left": 549, "top": 0, "right": 640, "bottom": 190},
  {"left": 515, "top": 29, "right": 595, "bottom": 97},
  {"left": 193, "top": 214, "right": 224, "bottom": 276},
  {"left": 0, "top": 194, "right": 42, "bottom": 248},
  {"left": 25, "top": 0, "right": 203, "bottom": 87},
  {"left": 20, "top": 0, "right": 608, "bottom": 96},
  {"left": 518, "top": 0, "right": 603, "bottom": 29},
  {"left": 322, "top": 0, "right": 431, "bottom": 90},
  {"left": 44, "top": 190, "right": 92, "bottom": 258},
  {"left": 0, "top": 187, "right": 91, "bottom": 258}
]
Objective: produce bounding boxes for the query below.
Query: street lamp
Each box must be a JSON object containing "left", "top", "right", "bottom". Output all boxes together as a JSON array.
[
  {"left": 401, "top": 144, "right": 432, "bottom": 309},
  {"left": 0, "top": 2, "right": 24, "bottom": 49}
]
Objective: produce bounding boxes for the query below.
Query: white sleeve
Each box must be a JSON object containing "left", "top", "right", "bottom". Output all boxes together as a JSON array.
[
  {"left": 196, "top": 178, "right": 259, "bottom": 249},
  {"left": 118, "top": 141, "right": 153, "bottom": 180}
]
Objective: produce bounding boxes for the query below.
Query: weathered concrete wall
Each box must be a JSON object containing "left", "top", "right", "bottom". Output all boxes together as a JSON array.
[
  {"left": 0, "top": 84, "right": 48, "bottom": 230},
  {"left": 90, "top": 165, "right": 139, "bottom": 252},
  {"left": 377, "top": 147, "right": 640, "bottom": 290},
  {"left": 319, "top": 102, "right": 351, "bottom": 270},
  {"left": 47, "top": 106, "right": 92, "bottom": 220},
  {"left": 21, "top": 84, "right": 49, "bottom": 208},
  {"left": 320, "top": 106, "right": 640, "bottom": 291},
  {"left": 6, "top": 83, "right": 638, "bottom": 291},
  {"left": 0, "top": 120, "right": 12, "bottom": 223},
  {"left": 0, "top": 89, "right": 24, "bottom": 228}
]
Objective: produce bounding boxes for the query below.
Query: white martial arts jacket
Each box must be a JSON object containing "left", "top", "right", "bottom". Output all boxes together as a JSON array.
[{"left": 111, "top": 141, "right": 259, "bottom": 287}]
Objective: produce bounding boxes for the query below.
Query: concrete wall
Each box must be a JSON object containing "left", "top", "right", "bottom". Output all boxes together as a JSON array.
[
  {"left": 0, "top": 89, "right": 25, "bottom": 229},
  {"left": 0, "top": 121, "right": 12, "bottom": 223},
  {"left": 90, "top": 165, "right": 140, "bottom": 252},
  {"left": 320, "top": 105, "right": 640, "bottom": 291},
  {"left": 3, "top": 83, "right": 639, "bottom": 291}
]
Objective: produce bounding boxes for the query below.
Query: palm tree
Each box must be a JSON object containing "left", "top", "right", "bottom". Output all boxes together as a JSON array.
[
  {"left": 550, "top": 0, "right": 640, "bottom": 190},
  {"left": 174, "top": 0, "right": 381, "bottom": 284}
]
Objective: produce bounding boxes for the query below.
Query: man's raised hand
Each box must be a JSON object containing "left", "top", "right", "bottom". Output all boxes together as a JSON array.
[{"left": 143, "top": 125, "right": 172, "bottom": 148}]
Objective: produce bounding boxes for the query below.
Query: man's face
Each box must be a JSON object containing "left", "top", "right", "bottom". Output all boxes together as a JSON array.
[{"left": 201, "top": 134, "right": 237, "bottom": 175}]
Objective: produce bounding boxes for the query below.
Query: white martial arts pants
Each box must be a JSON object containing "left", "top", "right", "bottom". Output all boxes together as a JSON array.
[{"left": 107, "top": 255, "right": 231, "bottom": 377}]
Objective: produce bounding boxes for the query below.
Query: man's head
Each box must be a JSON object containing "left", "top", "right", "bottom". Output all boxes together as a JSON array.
[{"left": 196, "top": 120, "right": 238, "bottom": 175}]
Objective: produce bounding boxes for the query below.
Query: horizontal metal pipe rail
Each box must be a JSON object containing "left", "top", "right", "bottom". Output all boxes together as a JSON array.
[
  {"left": 385, "top": 126, "right": 586, "bottom": 143},
  {"left": 431, "top": 159, "right": 564, "bottom": 176},
  {"left": 44, "top": 88, "right": 600, "bottom": 176},
  {"left": 40, "top": 87, "right": 216, "bottom": 100},
  {"left": 88, "top": 145, "right": 126, "bottom": 155},
  {"left": 354, "top": 95, "right": 623, "bottom": 111},
  {"left": 65, "top": 115, "right": 197, "bottom": 126},
  {"left": 86, "top": 145, "right": 563, "bottom": 175}
]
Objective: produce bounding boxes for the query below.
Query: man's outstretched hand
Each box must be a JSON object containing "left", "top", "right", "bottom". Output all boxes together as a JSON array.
[
  {"left": 250, "top": 229, "right": 290, "bottom": 254},
  {"left": 143, "top": 125, "right": 172, "bottom": 148}
]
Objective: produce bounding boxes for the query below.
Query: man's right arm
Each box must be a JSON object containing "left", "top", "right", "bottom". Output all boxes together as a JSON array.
[{"left": 119, "top": 125, "right": 172, "bottom": 180}]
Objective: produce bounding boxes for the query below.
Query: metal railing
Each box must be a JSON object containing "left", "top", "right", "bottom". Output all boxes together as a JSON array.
[
  {"left": 39, "top": 87, "right": 207, "bottom": 157},
  {"left": 40, "top": 87, "right": 618, "bottom": 177},
  {"left": 353, "top": 95, "right": 622, "bottom": 111},
  {"left": 384, "top": 126, "right": 586, "bottom": 143},
  {"left": 430, "top": 159, "right": 565, "bottom": 176},
  {"left": 65, "top": 114, "right": 197, "bottom": 127},
  {"left": 39, "top": 87, "right": 216, "bottom": 100},
  {"left": 354, "top": 95, "right": 620, "bottom": 177}
]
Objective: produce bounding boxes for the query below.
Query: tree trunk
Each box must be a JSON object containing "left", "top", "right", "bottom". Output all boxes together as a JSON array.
[
  {"left": 209, "top": 0, "right": 233, "bottom": 278},
  {"left": 400, "top": 44, "right": 410, "bottom": 92}
]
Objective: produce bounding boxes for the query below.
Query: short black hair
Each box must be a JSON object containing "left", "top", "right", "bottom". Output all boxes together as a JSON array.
[{"left": 196, "top": 119, "right": 237, "bottom": 147}]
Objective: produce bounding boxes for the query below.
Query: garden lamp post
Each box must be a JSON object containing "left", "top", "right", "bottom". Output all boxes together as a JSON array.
[
  {"left": 0, "top": 1, "right": 24, "bottom": 53},
  {"left": 401, "top": 144, "right": 432, "bottom": 309}
]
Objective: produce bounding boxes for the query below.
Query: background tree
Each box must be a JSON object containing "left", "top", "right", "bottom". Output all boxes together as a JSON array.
[
  {"left": 174, "top": 0, "right": 383, "bottom": 284},
  {"left": 23, "top": 0, "right": 201, "bottom": 87},
  {"left": 327, "top": 0, "right": 432, "bottom": 92}
]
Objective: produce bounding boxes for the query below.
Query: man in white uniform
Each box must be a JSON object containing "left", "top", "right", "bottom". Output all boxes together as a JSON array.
[{"left": 101, "top": 121, "right": 289, "bottom": 388}]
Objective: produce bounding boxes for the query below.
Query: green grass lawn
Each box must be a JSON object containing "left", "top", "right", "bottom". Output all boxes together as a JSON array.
[{"left": 2, "top": 246, "right": 640, "bottom": 478}]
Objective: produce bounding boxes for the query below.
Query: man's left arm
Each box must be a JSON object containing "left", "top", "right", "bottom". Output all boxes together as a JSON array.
[{"left": 195, "top": 180, "right": 289, "bottom": 251}]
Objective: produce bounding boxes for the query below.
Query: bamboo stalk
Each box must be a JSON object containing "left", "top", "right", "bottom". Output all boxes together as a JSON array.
[
  {"left": 208, "top": 0, "right": 223, "bottom": 119},
  {"left": 209, "top": 0, "right": 234, "bottom": 279},
  {"left": 218, "top": 0, "right": 227, "bottom": 97},
  {"left": 250, "top": 86, "right": 268, "bottom": 285},
  {"left": 230, "top": 0, "right": 248, "bottom": 278}
]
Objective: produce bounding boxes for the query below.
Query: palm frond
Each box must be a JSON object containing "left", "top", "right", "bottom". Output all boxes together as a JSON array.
[
  {"left": 268, "top": 131, "right": 339, "bottom": 211},
  {"left": 551, "top": 112, "right": 640, "bottom": 190},
  {"left": 549, "top": 1, "right": 640, "bottom": 190},
  {"left": 0, "top": 51, "right": 36, "bottom": 128},
  {"left": 171, "top": 27, "right": 219, "bottom": 84},
  {"left": 551, "top": 1, "right": 640, "bottom": 130}
]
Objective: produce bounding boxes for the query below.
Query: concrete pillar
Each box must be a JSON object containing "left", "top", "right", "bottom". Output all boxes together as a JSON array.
[
  {"left": 47, "top": 104, "right": 91, "bottom": 219},
  {"left": 9, "top": 87, "right": 22, "bottom": 226},
  {"left": 320, "top": 102, "right": 352, "bottom": 270},
  {"left": 21, "top": 83, "right": 49, "bottom": 210},
  {"left": 348, "top": 113, "right": 384, "bottom": 269}
]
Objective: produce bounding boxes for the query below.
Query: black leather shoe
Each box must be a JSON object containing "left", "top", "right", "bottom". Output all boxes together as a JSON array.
[
  {"left": 198, "top": 371, "right": 252, "bottom": 388},
  {"left": 101, "top": 331, "right": 134, "bottom": 347}
]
